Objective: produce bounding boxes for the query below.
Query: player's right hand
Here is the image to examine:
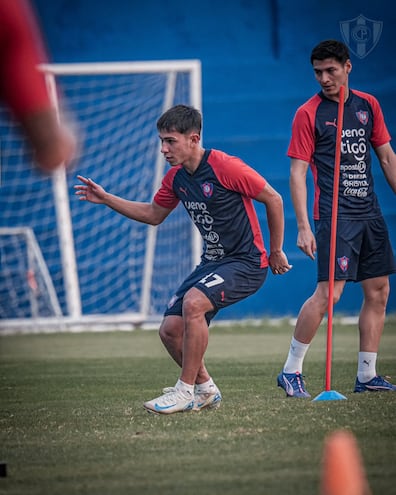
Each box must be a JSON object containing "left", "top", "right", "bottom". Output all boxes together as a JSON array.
[
  {"left": 296, "top": 228, "right": 316, "bottom": 260},
  {"left": 74, "top": 175, "right": 107, "bottom": 204}
]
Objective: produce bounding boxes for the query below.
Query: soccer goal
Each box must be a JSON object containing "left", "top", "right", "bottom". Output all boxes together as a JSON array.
[
  {"left": 0, "top": 227, "right": 62, "bottom": 319},
  {"left": 0, "top": 60, "right": 202, "bottom": 332}
]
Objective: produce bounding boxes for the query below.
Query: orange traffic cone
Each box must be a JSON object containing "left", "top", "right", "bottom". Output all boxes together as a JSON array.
[{"left": 320, "top": 429, "right": 371, "bottom": 495}]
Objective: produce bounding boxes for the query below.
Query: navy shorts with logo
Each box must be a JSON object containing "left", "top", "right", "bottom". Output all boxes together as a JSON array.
[
  {"left": 164, "top": 258, "right": 268, "bottom": 323},
  {"left": 315, "top": 216, "right": 396, "bottom": 282}
]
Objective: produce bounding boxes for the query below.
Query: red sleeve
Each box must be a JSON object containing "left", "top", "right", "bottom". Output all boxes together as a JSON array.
[
  {"left": 0, "top": 0, "right": 51, "bottom": 118},
  {"left": 352, "top": 90, "right": 391, "bottom": 148},
  {"left": 287, "top": 94, "right": 321, "bottom": 163},
  {"left": 153, "top": 166, "right": 180, "bottom": 210},
  {"left": 207, "top": 150, "right": 266, "bottom": 198}
]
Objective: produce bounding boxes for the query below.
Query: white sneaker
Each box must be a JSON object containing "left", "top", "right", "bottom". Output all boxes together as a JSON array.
[
  {"left": 143, "top": 387, "right": 194, "bottom": 414},
  {"left": 193, "top": 385, "right": 222, "bottom": 411}
]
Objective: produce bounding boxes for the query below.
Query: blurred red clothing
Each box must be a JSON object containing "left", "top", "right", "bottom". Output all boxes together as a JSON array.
[{"left": 0, "top": 0, "right": 51, "bottom": 119}]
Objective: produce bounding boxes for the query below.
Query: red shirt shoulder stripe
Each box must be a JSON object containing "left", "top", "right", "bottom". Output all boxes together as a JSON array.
[{"left": 287, "top": 94, "right": 322, "bottom": 163}]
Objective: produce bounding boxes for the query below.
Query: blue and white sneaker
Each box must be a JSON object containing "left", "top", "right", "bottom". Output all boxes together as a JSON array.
[
  {"left": 277, "top": 371, "right": 311, "bottom": 398},
  {"left": 143, "top": 387, "right": 194, "bottom": 414},
  {"left": 354, "top": 375, "right": 396, "bottom": 393},
  {"left": 193, "top": 385, "right": 222, "bottom": 412}
]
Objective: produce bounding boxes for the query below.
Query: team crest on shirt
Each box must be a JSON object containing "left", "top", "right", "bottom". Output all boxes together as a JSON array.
[
  {"left": 337, "top": 256, "right": 349, "bottom": 273},
  {"left": 201, "top": 182, "right": 214, "bottom": 198},
  {"left": 356, "top": 110, "right": 369, "bottom": 125}
]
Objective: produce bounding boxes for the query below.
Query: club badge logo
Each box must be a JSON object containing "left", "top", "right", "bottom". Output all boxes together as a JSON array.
[
  {"left": 356, "top": 110, "right": 369, "bottom": 125},
  {"left": 340, "top": 14, "right": 383, "bottom": 59},
  {"left": 201, "top": 182, "right": 213, "bottom": 198},
  {"left": 337, "top": 256, "right": 350, "bottom": 273}
]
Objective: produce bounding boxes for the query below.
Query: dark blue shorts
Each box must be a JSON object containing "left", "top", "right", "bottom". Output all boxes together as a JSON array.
[
  {"left": 315, "top": 217, "right": 396, "bottom": 282},
  {"left": 164, "top": 258, "right": 268, "bottom": 323}
]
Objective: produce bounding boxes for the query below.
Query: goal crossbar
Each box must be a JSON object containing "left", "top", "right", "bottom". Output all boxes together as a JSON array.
[{"left": 39, "top": 60, "right": 202, "bottom": 75}]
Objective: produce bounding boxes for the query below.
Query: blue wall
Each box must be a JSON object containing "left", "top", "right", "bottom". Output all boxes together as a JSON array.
[{"left": 32, "top": 0, "right": 396, "bottom": 318}]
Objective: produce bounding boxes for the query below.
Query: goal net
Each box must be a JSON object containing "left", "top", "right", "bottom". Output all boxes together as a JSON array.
[
  {"left": 0, "top": 227, "right": 62, "bottom": 319},
  {"left": 0, "top": 60, "right": 202, "bottom": 332}
]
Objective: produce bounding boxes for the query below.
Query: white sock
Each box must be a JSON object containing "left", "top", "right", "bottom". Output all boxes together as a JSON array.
[
  {"left": 175, "top": 379, "right": 194, "bottom": 398},
  {"left": 283, "top": 337, "right": 310, "bottom": 374},
  {"left": 357, "top": 352, "right": 377, "bottom": 383},
  {"left": 195, "top": 378, "right": 215, "bottom": 393}
]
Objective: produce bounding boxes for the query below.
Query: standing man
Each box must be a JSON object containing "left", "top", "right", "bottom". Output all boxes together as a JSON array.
[
  {"left": 277, "top": 39, "right": 396, "bottom": 398},
  {"left": 75, "top": 104, "right": 292, "bottom": 414}
]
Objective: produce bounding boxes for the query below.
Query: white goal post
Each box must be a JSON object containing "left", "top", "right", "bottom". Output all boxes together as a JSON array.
[
  {"left": 0, "top": 60, "right": 202, "bottom": 332},
  {"left": 0, "top": 227, "right": 62, "bottom": 318}
]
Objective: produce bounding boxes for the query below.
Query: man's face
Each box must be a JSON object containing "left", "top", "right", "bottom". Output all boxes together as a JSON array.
[
  {"left": 312, "top": 57, "right": 351, "bottom": 101},
  {"left": 159, "top": 130, "right": 198, "bottom": 166}
]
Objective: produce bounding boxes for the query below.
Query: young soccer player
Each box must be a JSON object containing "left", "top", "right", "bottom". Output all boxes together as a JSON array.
[
  {"left": 277, "top": 40, "right": 396, "bottom": 398},
  {"left": 75, "top": 104, "right": 292, "bottom": 414}
]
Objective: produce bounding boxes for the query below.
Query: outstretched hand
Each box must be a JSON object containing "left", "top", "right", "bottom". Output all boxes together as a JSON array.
[{"left": 74, "top": 175, "right": 107, "bottom": 204}]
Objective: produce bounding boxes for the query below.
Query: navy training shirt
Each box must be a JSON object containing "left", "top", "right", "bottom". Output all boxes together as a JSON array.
[
  {"left": 154, "top": 149, "right": 268, "bottom": 268},
  {"left": 288, "top": 89, "right": 391, "bottom": 220}
]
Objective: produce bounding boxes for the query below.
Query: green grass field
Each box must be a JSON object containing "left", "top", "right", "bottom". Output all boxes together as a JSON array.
[{"left": 1, "top": 319, "right": 395, "bottom": 495}]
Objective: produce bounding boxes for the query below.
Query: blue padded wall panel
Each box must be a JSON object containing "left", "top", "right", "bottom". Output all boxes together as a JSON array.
[{"left": 31, "top": 0, "right": 396, "bottom": 316}]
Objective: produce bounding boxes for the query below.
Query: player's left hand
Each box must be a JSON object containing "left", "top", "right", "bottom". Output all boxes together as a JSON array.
[{"left": 268, "top": 250, "right": 293, "bottom": 275}]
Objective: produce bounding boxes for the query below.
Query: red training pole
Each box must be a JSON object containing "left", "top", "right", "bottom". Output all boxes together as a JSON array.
[{"left": 325, "top": 85, "right": 345, "bottom": 392}]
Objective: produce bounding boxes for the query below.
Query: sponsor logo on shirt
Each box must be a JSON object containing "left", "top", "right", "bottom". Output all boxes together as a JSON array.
[
  {"left": 339, "top": 127, "right": 369, "bottom": 198},
  {"left": 183, "top": 199, "right": 225, "bottom": 260},
  {"left": 325, "top": 119, "right": 337, "bottom": 128}
]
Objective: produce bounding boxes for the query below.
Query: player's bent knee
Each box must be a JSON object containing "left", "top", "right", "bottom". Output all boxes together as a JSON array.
[
  {"left": 159, "top": 315, "right": 183, "bottom": 341},
  {"left": 182, "top": 289, "right": 213, "bottom": 320}
]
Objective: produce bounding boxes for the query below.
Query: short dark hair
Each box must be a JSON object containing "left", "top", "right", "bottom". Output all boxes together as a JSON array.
[
  {"left": 157, "top": 104, "right": 202, "bottom": 134},
  {"left": 310, "top": 40, "right": 350, "bottom": 65}
]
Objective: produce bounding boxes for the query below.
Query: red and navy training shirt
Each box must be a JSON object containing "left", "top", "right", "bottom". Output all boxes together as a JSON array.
[
  {"left": 154, "top": 149, "right": 268, "bottom": 268},
  {"left": 288, "top": 89, "right": 391, "bottom": 220}
]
